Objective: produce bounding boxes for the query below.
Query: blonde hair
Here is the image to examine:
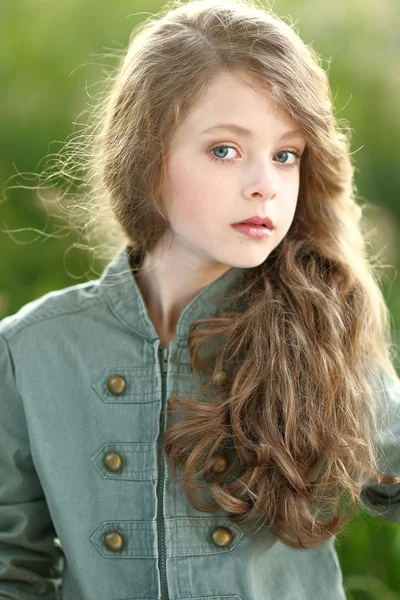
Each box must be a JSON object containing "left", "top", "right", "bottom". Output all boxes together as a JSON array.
[{"left": 51, "top": 0, "right": 400, "bottom": 548}]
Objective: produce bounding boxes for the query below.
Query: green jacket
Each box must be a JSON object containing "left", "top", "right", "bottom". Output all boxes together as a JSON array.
[{"left": 1, "top": 245, "right": 400, "bottom": 600}]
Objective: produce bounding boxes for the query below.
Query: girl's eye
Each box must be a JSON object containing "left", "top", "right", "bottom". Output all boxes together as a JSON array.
[
  {"left": 274, "top": 150, "right": 301, "bottom": 168},
  {"left": 210, "top": 145, "right": 238, "bottom": 163}
]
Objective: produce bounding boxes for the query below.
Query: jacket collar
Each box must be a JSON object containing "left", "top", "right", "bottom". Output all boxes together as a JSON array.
[{"left": 100, "top": 245, "right": 246, "bottom": 342}]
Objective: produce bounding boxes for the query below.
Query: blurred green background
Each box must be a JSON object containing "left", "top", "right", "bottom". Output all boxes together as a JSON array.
[{"left": 1, "top": 1, "right": 400, "bottom": 598}]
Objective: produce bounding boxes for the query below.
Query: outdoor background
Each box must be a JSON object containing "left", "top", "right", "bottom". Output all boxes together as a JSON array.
[{"left": 1, "top": 1, "right": 400, "bottom": 598}]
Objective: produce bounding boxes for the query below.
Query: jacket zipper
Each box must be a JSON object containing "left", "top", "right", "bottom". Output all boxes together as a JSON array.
[{"left": 157, "top": 345, "right": 169, "bottom": 600}]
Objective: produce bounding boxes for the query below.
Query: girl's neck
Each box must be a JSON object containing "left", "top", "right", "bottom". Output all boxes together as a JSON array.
[{"left": 133, "top": 236, "right": 231, "bottom": 346}]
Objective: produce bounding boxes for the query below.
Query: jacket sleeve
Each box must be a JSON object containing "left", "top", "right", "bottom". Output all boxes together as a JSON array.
[
  {"left": 361, "top": 368, "right": 400, "bottom": 522},
  {"left": 0, "top": 333, "right": 63, "bottom": 599}
]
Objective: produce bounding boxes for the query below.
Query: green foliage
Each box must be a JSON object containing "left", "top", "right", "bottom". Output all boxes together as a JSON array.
[
  {"left": 337, "top": 511, "right": 400, "bottom": 599},
  {"left": 1, "top": 1, "right": 399, "bottom": 597}
]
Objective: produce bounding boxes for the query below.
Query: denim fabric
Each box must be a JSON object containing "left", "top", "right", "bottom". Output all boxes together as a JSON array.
[{"left": 0, "top": 245, "right": 399, "bottom": 600}]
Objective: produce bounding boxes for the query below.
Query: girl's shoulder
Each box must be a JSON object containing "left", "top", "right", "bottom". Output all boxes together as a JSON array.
[
  {"left": 0, "top": 246, "right": 130, "bottom": 343},
  {"left": 0, "top": 278, "right": 103, "bottom": 343}
]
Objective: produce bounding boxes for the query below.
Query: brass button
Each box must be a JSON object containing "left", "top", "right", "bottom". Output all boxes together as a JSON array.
[
  {"left": 211, "top": 526, "right": 233, "bottom": 548},
  {"left": 211, "top": 455, "right": 229, "bottom": 474},
  {"left": 104, "top": 531, "right": 124, "bottom": 552},
  {"left": 211, "top": 369, "right": 228, "bottom": 385},
  {"left": 107, "top": 375, "right": 127, "bottom": 396},
  {"left": 103, "top": 451, "right": 123, "bottom": 473}
]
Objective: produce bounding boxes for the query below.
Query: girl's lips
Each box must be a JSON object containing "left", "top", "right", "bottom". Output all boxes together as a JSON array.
[
  {"left": 233, "top": 215, "right": 275, "bottom": 229},
  {"left": 231, "top": 223, "right": 274, "bottom": 239}
]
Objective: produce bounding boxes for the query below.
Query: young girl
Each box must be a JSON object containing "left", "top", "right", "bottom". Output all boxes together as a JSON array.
[{"left": 1, "top": 0, "right": 400, "bottom": 598}]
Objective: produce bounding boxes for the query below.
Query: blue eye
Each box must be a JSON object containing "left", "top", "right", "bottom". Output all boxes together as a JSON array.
[
  {"left": 210, "top": 146, "right": 238, "bottom": 163},
  {"left": 274, "top": 151, "right": 301, "bottom": 168}
]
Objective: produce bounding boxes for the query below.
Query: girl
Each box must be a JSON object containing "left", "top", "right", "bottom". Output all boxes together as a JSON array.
[{"left": 1, "top": 0, "right": 400, "bottom": 598}]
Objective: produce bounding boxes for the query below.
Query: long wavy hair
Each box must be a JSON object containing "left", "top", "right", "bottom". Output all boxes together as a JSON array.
[{"left": 91, "top": 0, "right": 399, "bottom": 549}]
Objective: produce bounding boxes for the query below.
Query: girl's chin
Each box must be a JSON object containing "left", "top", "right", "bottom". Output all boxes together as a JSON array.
[{"left": 222, "top": 249, "right": 274, "bottom": 270}]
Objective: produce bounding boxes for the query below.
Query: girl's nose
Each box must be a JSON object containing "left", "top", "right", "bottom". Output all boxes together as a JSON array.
[{"left": 243, "top": 161, "right": 278, "bottom": 201}]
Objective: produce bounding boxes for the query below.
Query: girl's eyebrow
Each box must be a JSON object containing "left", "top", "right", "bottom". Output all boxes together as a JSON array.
[{"left": 201, "top": 123, "right": 303, "bottom": 141}]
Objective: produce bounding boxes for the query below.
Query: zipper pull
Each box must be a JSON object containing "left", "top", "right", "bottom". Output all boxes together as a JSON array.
[
  {"left": 163, "top": 347, "right": 169, "bottom": 373},
  {"left": 159, "top": 346, "right": 169, "bottom": 375}
]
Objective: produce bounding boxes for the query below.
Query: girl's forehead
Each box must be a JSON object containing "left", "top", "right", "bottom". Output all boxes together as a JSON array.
[
  {"left": 178, "top": 71, "right": 300, "bottom": 140},
  {"left": 197, "top": 69, "right": 275, "bottom": 109}
]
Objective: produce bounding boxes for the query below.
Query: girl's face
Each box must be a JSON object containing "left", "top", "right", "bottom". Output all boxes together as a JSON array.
[{"left": 162, "top": 69, "right": 306, "bottom": 271}]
